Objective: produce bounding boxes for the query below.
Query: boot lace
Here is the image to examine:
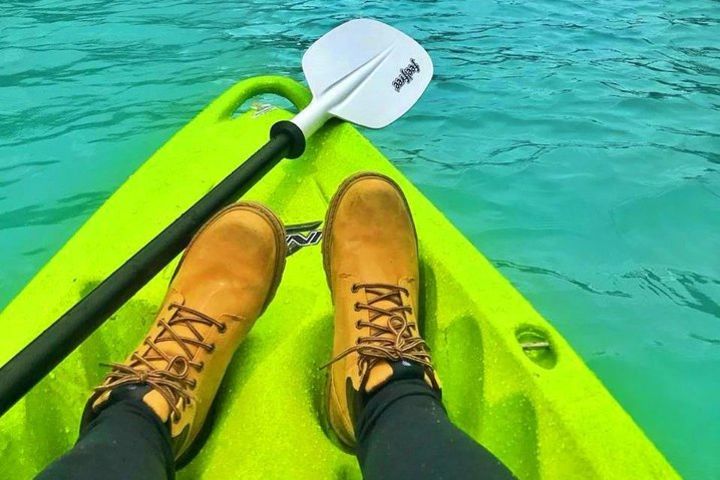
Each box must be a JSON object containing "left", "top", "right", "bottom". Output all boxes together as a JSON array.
[
  {"left": 324, "top": 283, "right": 433, "bottom": 379},
  {"left": 96, "top": 303, "right": 227, "bottom": 422}
]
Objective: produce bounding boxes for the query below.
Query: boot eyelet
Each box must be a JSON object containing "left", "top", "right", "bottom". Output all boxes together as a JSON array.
[
  {"left": 190, "top": 380, "right": 197, "bottom": 390},
  {"left": 219, "top": 323, "right": 227, "bottom": 333},
  {"left": 354, "top": 302, "right": 360, "bottom": 311},
  {"left": 355, "top": 320, "right": 362, "bottom": 329},
  {"left": 208, "top": 344, "right": 216, "bottom": 353},
  {"left": 351, "top": 284, "right": 358, "bottom": 293},
  {"left": 197, "top": 362, "right": 205, "bottom": 371}
]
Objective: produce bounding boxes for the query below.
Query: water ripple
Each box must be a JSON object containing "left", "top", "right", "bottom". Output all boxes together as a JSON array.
[{"left": 1, "top": 0, "right": 718, "bottom": 477}]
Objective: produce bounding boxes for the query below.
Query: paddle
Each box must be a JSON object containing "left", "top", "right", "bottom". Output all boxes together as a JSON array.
[{"left": 0, "top": 18, "right": 433, "bottom": 417}]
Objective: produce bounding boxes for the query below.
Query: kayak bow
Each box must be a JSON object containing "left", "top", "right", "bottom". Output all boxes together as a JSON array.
[{"left": 0, "top": 76, "right": 678, "bottom": 479}]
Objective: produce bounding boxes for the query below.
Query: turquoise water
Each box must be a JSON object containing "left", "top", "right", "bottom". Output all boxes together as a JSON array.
[{"left": 1, "top": 1, "right": 718, "bottom": 477}]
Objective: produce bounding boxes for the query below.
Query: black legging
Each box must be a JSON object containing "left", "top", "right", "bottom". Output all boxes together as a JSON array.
[{"left": 38, "top": 380, "right": 515, "bottom": 480}]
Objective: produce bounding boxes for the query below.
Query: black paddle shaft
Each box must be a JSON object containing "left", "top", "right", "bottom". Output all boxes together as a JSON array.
[{"left": 0, "top": 121, "right": 305, "bottom": 417}]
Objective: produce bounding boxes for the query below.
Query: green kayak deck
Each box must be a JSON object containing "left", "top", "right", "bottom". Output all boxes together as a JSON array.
[{"left": 0, "top": 76, "right": 677, "bottom": 479}]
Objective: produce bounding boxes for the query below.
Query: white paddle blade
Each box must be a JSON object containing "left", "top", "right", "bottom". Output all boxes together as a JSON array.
[{"left": 294, "top": 18, "right": 433, "bottom": 135}]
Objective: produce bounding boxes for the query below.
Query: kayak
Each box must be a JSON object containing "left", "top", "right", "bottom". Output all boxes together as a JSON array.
[{"left": 0, "top": 76, "right": 677, "bottom": 479}]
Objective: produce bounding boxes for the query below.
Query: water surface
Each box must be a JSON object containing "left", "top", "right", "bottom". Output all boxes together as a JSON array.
[{"left": 1, "top": 1, "right": 718, "bottom": 477}]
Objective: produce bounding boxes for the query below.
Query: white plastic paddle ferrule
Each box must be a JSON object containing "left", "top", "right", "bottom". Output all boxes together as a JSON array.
[
  {"left": 290, "top": 45, "right": 394, "bottom": 139},
  {"left": 290, "top": 99, "right": 332, "bottom": 140}
]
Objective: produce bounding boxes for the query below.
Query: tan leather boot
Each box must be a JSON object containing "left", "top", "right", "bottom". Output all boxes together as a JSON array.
[
  {"left": 82, "top": 202, "right": 286, "bottom": 463},
  {"left": 323, "top": 172, "right": 440, "bottom": 449}
]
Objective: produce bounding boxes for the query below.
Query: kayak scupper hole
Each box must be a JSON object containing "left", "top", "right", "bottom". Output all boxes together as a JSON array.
[
  {"left": 515, "top": 326, "right": 556, "bottom": 369},
  {"left": 232, "top": 93, "right": 298, "bottom": 119}
]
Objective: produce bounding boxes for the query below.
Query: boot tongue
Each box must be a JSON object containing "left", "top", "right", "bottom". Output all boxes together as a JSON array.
[
  {"left": 152, "top": 306, "right": 209, "bottom": 365},
  {"left": 357, "top": 285, "right": 439, "bottom": 393},
  {"left": 363, "top": 287, "right": 407, "bottom": 333},
  {"left": 133, "top": 289, "right": 228, "bottom": 373},
  {"left": 360, "top": 286, "right": 415, "bottom": 392}
]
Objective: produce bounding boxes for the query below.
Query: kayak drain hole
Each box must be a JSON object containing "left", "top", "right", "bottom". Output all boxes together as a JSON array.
[{"left": 516, "top": 326, "right": 556, "bottom": 369}]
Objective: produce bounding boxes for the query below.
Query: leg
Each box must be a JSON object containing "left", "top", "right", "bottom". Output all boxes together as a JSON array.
[
  {"left": 356, "top": 379, "right": 514, "bottom": 480},
  {"left": 37, "top": 386, "right": 174, "bottom": 480}
]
